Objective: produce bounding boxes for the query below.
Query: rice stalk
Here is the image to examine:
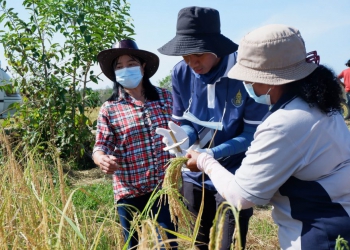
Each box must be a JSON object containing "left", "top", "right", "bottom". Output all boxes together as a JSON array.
[
  {"left": 127, "top": 189, "right": 169, "bottom": 249},
  {"left": 118, "top": 203, "right": 143, "bottom": 250},
  {"left": 335, "top": 235, "right": 349, "bottom": 250},
  {"left": 89, "top": 216, "right": 107, "bottom": 250},
  {"left": 191, "top": 173, "right": 205, "bottom": 249},
  {"left": 161, "top": 157, "right": 195, "bottom": 232},
  {"left": 138, "top": 219, "right": 171, "bottom": 250},
  {"left": 0, "top": 128, "right": 124, "bottom": 249},
  {"left": 162, "top": 157, "right": 187, "bottom": 192},
  {"left": 55, "top": 151, "right": 67, "bottom": 205},
  {"left": 208, "top": 201, "right": 242, "bottom": 250}
]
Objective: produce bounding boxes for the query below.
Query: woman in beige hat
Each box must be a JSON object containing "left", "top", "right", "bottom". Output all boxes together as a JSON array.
[
  {"left": 93, "top": 39, "right": 177, "bottom": 249},
  {"left": 186, "top": 24, "right": 350, "bottom": 249}
]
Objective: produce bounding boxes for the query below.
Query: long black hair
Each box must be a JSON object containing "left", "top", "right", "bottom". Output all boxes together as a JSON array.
[
  {"left": 285, "top": 65, "right": 342, "bottom": 115},
  {"left": 107, "top": 55, "right": 160, "bottom": 102}
]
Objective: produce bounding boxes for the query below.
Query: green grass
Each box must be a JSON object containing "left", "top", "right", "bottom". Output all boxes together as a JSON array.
[{"left": 72, "top": 181, "right": 114, "bottom": 210}]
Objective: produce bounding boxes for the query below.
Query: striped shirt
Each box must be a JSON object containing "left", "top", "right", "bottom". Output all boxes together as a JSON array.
[{"left": 93, "top": 87, "right": 173, "bottom": 202}]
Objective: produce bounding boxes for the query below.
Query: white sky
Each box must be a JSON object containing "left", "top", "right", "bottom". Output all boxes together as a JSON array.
[{"left": 1, "top": 0, "right": 350, "bottom": 89}]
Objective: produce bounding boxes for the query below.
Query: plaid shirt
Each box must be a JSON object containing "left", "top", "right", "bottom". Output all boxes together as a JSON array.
[{"left": 93, "top": 87, "right": 173, "bottom": 202}]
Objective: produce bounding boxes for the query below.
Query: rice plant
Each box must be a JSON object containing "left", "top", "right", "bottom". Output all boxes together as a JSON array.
[
  {"left": 0, "top": 128, "right": 285, "bottom": 249},
  {"left": 0, "top": 130, "right": 124, "bottom": 249},
  {"left": 161, "top": 157, "right": 195, "bottom": 231},
  {"left": 335, "top": 235, "right": 349, "bottom": 250}
]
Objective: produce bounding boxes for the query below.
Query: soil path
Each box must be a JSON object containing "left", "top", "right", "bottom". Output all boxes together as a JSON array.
[{"left": 68, "top": 167, "right": 112, "bottom": 186}]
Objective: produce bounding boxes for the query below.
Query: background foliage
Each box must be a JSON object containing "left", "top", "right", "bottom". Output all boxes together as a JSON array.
[
  {"left": 0, "top": 0, "right": 134, "bottom": 167},
  {"left": 158, "top": 71, "right": 172, "bottom": 91}
]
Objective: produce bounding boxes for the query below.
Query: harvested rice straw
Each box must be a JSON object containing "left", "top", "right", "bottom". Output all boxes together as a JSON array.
[{"left": 161, "top": 157, "right": 195, "bottom": 231}]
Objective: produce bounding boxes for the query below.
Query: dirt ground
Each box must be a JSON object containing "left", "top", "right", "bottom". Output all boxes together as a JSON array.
[{"left": 68, "top": 166, "right": 112, "bottom": 186}]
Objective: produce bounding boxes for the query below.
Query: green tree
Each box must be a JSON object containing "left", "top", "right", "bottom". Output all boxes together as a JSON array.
[
  {"left": 96, "top": 87, "right": 113, "bottom": 103},
  {"left": 158, "top": 71, "right": 172, "bottom": 91},
  {"left": 0, "top": 0, "right": 134, "bottom": 165}
]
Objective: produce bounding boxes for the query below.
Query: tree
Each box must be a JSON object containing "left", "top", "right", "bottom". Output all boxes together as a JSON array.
[
  {"left": 158, "top": 71, "right": 172, "bottom": 91},
  {"left": 96, "top": 87, "right": 113, "bottom": 104},
  {"left": 0, "top": 0, "right": 134, "bottom": 164}
]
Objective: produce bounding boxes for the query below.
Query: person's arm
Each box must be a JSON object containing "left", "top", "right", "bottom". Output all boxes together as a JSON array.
[
  {"left": 210, "top": 94, "right": 269, "bottom": 159},
  {"left": 210, "top": 123, "right": 256, "bottom": 159},
  {"left": 93, "top": 106, "right": 120, "bottom": 174},
  {"left": 338, "top": 71, "right": 344, "bottom": 80},
  {"left": 187, "top": 150, "right": 255, "bottom": 209},
  {"left": 93, "top": 151, "right": 119, "bottom": 174},
  {"left": 179, "top": 119, "right": 198, "bottom": 146},
  {"left": 192, "top": 122, "right": 303, "bottom": 207}
]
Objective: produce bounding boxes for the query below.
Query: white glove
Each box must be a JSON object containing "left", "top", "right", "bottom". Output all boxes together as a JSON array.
[{"left": 155, "top": 121, "right": 189, "bottom": 157}]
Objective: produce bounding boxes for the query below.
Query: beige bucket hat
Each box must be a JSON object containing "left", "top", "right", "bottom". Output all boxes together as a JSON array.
[{"left": 228, "top": 24, "right": 318, "bottom": 85}]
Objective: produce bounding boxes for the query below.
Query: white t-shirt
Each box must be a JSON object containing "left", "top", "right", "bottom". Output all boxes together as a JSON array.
[{"left": 198, "top": 96, "right": 350, "bottom": 250}]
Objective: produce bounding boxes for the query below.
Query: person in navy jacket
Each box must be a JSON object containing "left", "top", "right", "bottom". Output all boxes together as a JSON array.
[{"left": 156, "top": 6, "right": 268, "bottom": 250}]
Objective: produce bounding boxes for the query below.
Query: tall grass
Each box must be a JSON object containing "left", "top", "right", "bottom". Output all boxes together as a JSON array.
[
  {"left": 0, "top": 128, "right": 286, "bottom": 250},
  {"left": 0, "top": 130, "right": 124, "bottom": 249},
  {"left": 0, "top": 129, "right": 196, "bottom": 249}
]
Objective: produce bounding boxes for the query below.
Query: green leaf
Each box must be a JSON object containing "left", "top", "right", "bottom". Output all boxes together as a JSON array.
[
  {"left": 89, "top": 75, "right": 98, "bottom": 83},
  {"left": 84, "top": 35, "right": 91, "bottom": 44},
  {"left": 60, "top": 105, "right": 66, "bottom": 116},
  {"left": 79, "top": 25, "right": 87, "bottom": 34},
  {"left": 55, "top": 24, "right": 61, "bottom": 31},
  {"left": 54, "top": 190, "right": 87, "bottom": 243},
  {"left": 0, "top": 0, "right": 135, "bottom": 162},
  {"left": 31, "top": 24, "right": 36, "bottom": 33},
  {"left": 78, "top": 104, "right": 84, "bottom": 114},
  {"left": 0, "top": 13, "right": 6, "bottom": 23}
]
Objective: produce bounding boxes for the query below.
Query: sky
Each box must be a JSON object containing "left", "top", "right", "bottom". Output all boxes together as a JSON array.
[{"left": 1, "top": 0, "right": 350, "bottom": 89}]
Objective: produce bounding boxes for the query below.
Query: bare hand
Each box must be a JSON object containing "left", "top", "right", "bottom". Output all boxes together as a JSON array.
[
  {"left": 94, "top": 153, "right": 119, "bottom": 174},
  {"left": 185, "top": 149, "right": 201, "bottom": 172}
]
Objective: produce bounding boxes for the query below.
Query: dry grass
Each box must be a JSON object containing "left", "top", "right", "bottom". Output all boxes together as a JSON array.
[
  {"left": 246, "top": 206, "right": 279, "bottom": 250},
  {"left": 86, "top": 107, "right": 100, "bottom": 121},
  {"left": 0, "top": 130, "right": 124, "bottom": 249}
]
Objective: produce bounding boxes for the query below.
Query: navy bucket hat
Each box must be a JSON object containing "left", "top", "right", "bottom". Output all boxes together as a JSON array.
[{"left": 158, "top": 6, "right": 238, "bottom": 57}]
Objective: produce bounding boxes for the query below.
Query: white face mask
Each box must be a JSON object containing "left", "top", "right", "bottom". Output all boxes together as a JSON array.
[
  {"left": 243, "top": 82, "right": 272, "bottom": 105},
  {"left": 115, "top": 66, "right": 143, "bottom": 89},
  {"left": 182, "top": 98, "right": 226, "bottom": 131},
  {"left": 183, "top": 112, "right": 224, "bottom": 130}
]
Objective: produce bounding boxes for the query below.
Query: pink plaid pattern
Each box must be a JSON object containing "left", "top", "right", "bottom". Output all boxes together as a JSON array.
[{"left": 93, "top": 87, "right": 173, "bottom": 201}]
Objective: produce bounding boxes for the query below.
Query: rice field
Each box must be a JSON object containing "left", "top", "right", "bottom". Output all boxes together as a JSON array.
[
  {"left": 1, "top": 114, "right": 349, "bottom": 249},
  {"left": 0, "top": 128, "right": 282, "bottom": 249}
]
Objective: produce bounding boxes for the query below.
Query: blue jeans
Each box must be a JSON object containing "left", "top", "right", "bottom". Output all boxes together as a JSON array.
[{"left": 117, "top": 192, "right": 177, "bottom": 249}]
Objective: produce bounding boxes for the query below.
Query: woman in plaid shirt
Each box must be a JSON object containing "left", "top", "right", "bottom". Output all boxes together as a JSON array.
[{"left": 93, "top": 39, "right": 177, "bottom": 249}]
